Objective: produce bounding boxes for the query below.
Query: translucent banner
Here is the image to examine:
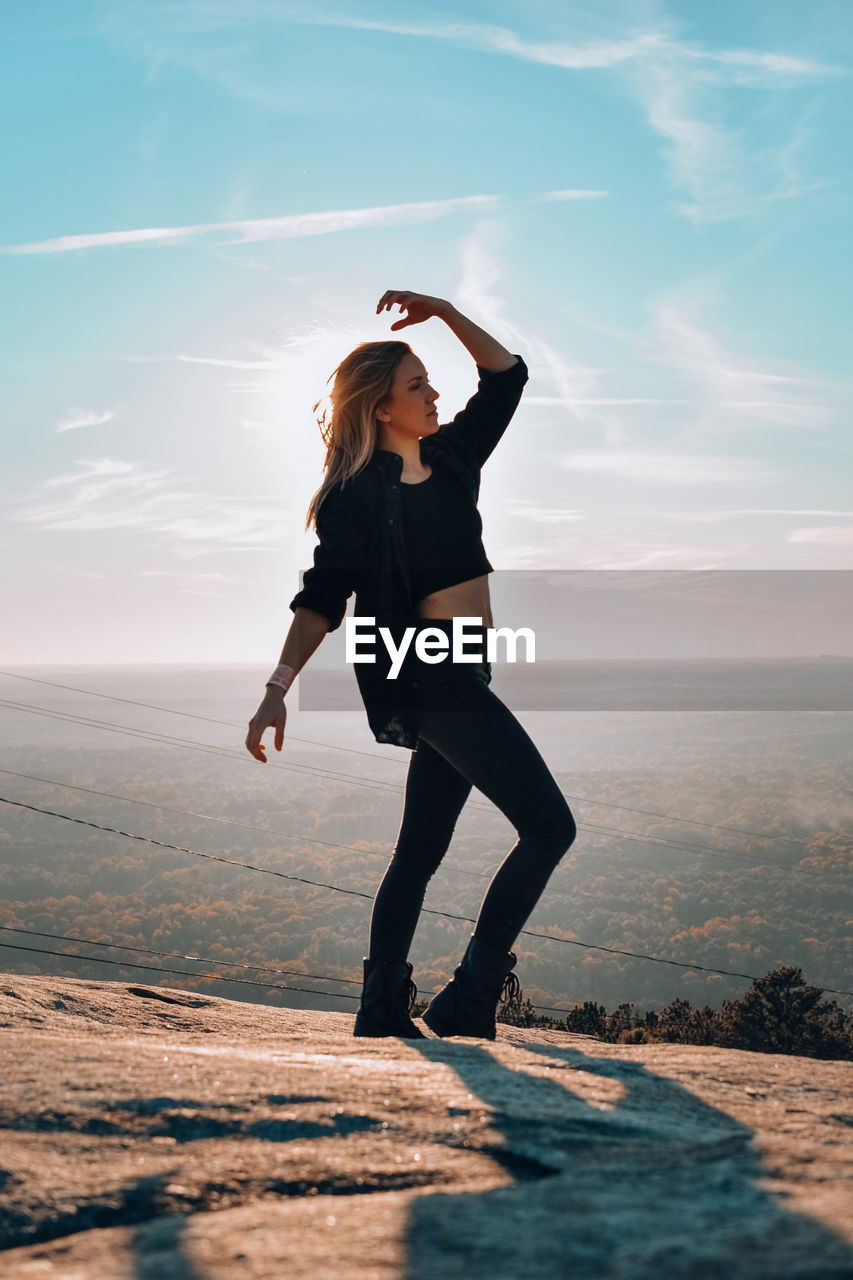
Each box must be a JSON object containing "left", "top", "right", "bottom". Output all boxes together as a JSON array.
[{"left": 293, "top": 570, "right": 853, "bottom": 712}]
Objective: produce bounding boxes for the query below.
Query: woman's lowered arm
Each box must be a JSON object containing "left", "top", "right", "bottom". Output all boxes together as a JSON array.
[
  {"left": 245, "top": 605, "right": 331, "bottom": 763},
  {"left": 377, "top": 290, "right": 517, "bottom": 372}
]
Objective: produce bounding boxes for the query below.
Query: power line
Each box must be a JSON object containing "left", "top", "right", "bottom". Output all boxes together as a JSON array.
[
  {"left": 4, "top": 771, "right": 833, "bottom": 968},
  {"left": 0, "top": 923, "right": 566, "bottom": 1015},
  {"left": 3, "top": 795, "right": 851, "bottom": 997},
  {"left": 4, "top": 698, "right": 847, "bottom": 990},
  {"left": 4, "top": 677, "right": 848, "bottom": 1006},
  {"left": 2, "top": 767, "right": 831, "bottom": 902},
  {"left": 0, "top": 766, "right": 492, "bottom": 883},
  {"left": 0, "top": 669, "right": 409, "bottom": 762},
  {"left": 2, "top": 700, "right": 834, "bottom": 880},
  {"left": 0, "top": 940, "right": 362, "bottom": 1003},
  {"left": 3, "top": 679, "right": 847, "bottom": 971},
  {"left": 0, "top": 924, "right": 364, "bottom": 987},
  {"left": 1, "top": 699, "right": 408, "bottom": 798},
  {"left": 0, "top": 936, "right": 577, "bottom": 1017},
  {"left": 2, "top": 668, "right": 832, "bottom": 847},
  {"left": 578, "top": 821, "right": 814, "bottom": 876},
  {"left": 0, "top": 795, "right": 373, "bottom": 900}
]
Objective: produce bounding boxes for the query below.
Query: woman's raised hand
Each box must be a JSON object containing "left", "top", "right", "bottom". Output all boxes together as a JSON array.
[
  {"left": 376, "top": 291, "right": 449, "bottom": 330},
  {"left": 245, "top": 688, "right": 287, "bottom": 763}
]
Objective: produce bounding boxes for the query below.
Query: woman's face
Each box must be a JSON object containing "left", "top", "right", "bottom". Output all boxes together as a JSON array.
[{"left": 378, "top": 353, "right": 440, "bottom": 440}]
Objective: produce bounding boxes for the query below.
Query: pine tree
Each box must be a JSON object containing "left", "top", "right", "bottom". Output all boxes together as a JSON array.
[
  {"left": 606, "top": 1001, "right": 636, "bottom": 1041},
  {"left": 656, "top": 996, "right": 694, "bottom": 1043},
  {"left": 719, "top": 966, "right": 851, "bottom": 1058},
  {"left": 564, "top": 1000, "right": 607, "bottom": 1038}
]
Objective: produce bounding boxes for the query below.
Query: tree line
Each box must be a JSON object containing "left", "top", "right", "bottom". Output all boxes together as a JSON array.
[{"left": 488, "top": 967, "right": 852, "bottom": 1060}]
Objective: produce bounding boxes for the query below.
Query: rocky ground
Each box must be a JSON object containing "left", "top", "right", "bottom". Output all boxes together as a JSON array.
[{"left": 0, "top": 973, "right": 851, "bottom": 1279}]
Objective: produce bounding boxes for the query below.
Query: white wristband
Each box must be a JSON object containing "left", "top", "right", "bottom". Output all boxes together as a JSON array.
[{"left": 266, "top": 663, "right": 297, "bottom": 695}]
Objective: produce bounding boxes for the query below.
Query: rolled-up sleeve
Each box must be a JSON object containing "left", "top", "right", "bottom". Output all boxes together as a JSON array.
[
  {"left": 438, "top": 355, "right": 529, "bottom": 468},
  {"left": 288, "top": 486, "right": 372, "bottom": 632}
]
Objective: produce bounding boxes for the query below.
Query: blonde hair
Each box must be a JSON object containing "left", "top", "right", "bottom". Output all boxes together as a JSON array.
[{"left": 304, "top": 340, "right": 413, "bottom": 532}]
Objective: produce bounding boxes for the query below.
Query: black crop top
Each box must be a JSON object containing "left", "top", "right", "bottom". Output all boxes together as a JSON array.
[{"left": 399, "top": 459, "right": 493, "bottom": 602}]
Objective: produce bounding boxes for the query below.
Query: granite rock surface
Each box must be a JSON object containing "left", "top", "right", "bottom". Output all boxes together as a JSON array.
[{"left": 1, "top": 973, "right": 851, "bottom": 1278}]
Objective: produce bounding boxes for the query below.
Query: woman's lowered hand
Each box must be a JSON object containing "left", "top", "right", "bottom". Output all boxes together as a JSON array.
[
  {"left": 245, "top": 687, "right": 287, "bottom": 762},
  {"left": 376, "top": 291, "right": 451, "bottom": 330}
]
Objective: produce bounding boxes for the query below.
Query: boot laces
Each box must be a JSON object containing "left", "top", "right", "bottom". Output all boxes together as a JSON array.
[
  {"left": 407, "top": 976, "right": 418, "bottom": 1013},
  {"left": 499, "top": 954, "right": 521, "bottom": 1008},
  {"left": 500, "top": 971, "right": 521, "bottom": 1006}
]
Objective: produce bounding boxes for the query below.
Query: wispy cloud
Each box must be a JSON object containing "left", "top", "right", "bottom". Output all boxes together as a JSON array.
[
  {"left": 97, "top": 6, "right": 841, "bottom": 224},
  {"left": 323, "top": 19, "right": 658, "bottom": 68},
  {"left": 788, "top": 526, "right": 853, "bottom": 547},
  {"left": 0, "top": 195, "right": 497, "bottom": 255},
  {"left": 140, "top": 567, "right": 257, "bottom": 595},
  {"left": 99, "top": 6, "right": 664, "bottom": 73},
  {"left": 662, "top": 507, "right": 853, "bottom": 523},
  {"left": 594, "top": 541, "right": 756, "bottom": 571},
  {"left": 9, "top": 457, "right": 291, "bottom": 547},
  {"left": 627, "top": 54, "right": 837, "bottom": 223},
  {"left": 525, "top": 189, "right": 609, "bottom": 203},
  {"left": 525, "top": 397, "right": 690, "bottom": 406},
  {"left": 283, "top": 12, "right": 840, "bottom": 224},
  {"left": 494, "top": 531, "right": 755, "bottom": 572},
  {"left": 457, "top": 219, "right": 608, "bottom": 436},
  {"left": 457, "top": 219, "right": 838, "bottom": 478},
  {"left": 252, "top": 15, "right": 832, "bottom": 79},
  {"left": 122, "top": 349, "right": 287, "bottom": 369},
  {"left": 55, "top": 407, "right": 117, "bottom": 434},
  {"left": 643, "top": 305, "right": 836, "bottom": 431},
  {"left": 557, "top": 450, "right": 778, "bottom": 485},
  {"left": 505, "top": 502, "right": 586, "bottom": 525},
  {"left": 0, "top": 189, "right": 603, "bottom": 256}
]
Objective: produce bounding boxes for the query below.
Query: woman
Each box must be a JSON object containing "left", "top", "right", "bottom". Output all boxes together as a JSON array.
[{"left": 246, "top": 290, "right": 577, "bottom": 1039}]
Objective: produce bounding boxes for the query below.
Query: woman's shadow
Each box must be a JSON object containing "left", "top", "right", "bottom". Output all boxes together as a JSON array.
[{"left": 403, "top": 1035, "right": 853, "bottom": 1278}]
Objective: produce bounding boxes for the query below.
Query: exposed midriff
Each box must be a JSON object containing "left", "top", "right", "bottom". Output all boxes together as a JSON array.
[{"left": 415, "top": 574, "right": 494, "bottom": 628}]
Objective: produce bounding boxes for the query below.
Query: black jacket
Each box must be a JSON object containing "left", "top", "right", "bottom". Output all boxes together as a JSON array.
[{"left": 289, "top": 355, "right": 529, "bottom": 749}]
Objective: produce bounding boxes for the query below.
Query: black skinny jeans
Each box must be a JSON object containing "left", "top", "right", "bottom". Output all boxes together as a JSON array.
[{"left": 368, "top": 621, "right": 577, "bottom": 961}]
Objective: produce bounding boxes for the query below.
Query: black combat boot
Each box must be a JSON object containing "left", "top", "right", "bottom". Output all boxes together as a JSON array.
[
  {"left": 422, "top": 935, "right": 521, "bottom": 1040},
  {"left": 353, "top": 958, "right": 426, "bottom": 1038}
]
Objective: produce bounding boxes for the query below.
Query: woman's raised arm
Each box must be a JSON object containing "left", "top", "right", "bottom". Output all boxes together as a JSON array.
[{"left": 377, "top": 290, "right": 518, "bottom": 372}]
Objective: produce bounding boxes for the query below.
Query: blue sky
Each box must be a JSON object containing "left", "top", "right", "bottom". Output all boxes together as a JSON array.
[{"left": 2, "top": 0, "right": 851, "bottom": 663}]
